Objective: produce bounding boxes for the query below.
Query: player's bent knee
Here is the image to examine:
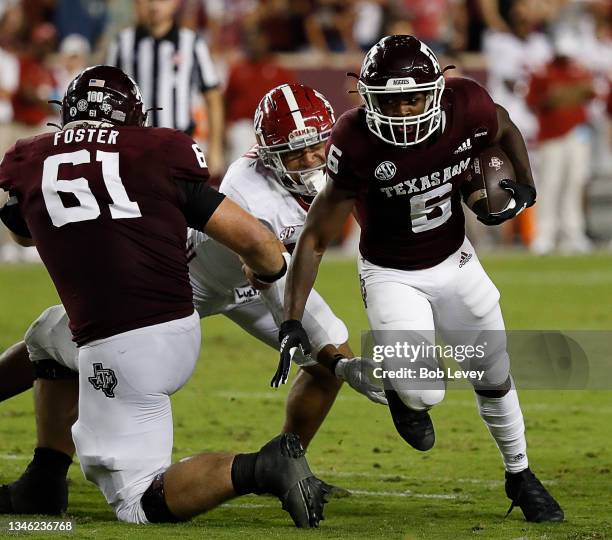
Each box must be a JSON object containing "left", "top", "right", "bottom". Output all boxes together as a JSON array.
[
  {"left": 475, "top": 375, "right": 511, "bottom": 398},
  {"left": 397, "top": 388, "right": 445, "bottom": 410},
  {"left": 24, "top": 305, "right": 65, "bottom": 344},
  {"left": 309, "top": 317, "right": 349, "bottom": 358},
  {"left": 140, "top": 473, "right": 184, "bottom": 524}
]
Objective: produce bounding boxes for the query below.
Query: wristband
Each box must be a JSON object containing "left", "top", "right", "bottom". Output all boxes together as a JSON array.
[
  {"left": 253, "top": 257, "right": 287, "bottom": 284},
  {"left": 329, "top": 353, "right": 345, "bottom": 375}
]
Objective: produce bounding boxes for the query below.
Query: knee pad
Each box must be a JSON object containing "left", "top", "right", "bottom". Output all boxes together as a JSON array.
[
  {"left": 140, "top": 473, "right": 183, "bottom": 523},
  {"left": 475, "top": 375, "right": 512, "bottom": 398},
  {"left": 468, "top": 330, "right": 510, "bottom": 389},
  {"left": 396, "top": 388, "right": 445, "bottom": 410},
  {"left": 33, "top": 359, "right": 78, "bottom": 380}
]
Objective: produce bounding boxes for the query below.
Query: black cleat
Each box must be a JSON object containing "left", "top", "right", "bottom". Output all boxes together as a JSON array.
[
  {"left": 0, "top": 461, "right": 68, "bottom": 515},
  {"left": 505, "top": 468, "right": 564, "bottom": 522},
  {"left": 385, "top": 389, "right": 435, "bottom": 451},
  {"left": 255, "top": 433, "right": 331, "bottom": 528}
]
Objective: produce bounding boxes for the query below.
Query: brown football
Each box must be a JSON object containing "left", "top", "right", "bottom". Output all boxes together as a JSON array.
[{"left": 461, "top": 146, "right": 514, "bottom": 218}]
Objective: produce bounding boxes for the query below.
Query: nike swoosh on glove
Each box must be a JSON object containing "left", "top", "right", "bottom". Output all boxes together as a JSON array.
[
  {"left": 272, "top": 320, "right": 312, "bottom": 388},
  {"left": 478, "top": 180, "right": 536, "bottom": 226}
]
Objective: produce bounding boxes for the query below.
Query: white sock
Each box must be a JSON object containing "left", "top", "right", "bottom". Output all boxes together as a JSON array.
[{"left": 476, "top": 386, "right": 528, "bottom": 473}]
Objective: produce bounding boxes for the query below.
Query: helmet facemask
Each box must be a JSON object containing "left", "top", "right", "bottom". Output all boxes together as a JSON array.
[
  {"left": 258, "top": 126, "right": 331, "bottom": 197},
  {"left": 358, "top": 76, "right": 445, "bottom": 147}
]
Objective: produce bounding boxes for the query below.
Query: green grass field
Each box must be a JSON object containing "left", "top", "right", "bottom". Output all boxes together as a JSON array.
[{"left": 1, "top": 254, "right": 611, "bottom": 539}]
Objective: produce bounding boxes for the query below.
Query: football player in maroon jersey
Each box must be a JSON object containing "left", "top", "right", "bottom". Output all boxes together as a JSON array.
[
  {"left": 0, "top": 82, "right": 386, "bottom": 519},
  {"left": 275, "top": 36, "right": 563, "bottom": 522},
  {"left": 0, "top": 65, "right": 330, "bottom": 527}
]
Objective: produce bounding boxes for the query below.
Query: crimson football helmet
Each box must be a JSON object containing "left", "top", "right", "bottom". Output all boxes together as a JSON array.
[
  {"left": 358, "top": 35, "right": 445, "bottom": 147},
  {"left": 255, "top": 83, "right": 335, "bottom": 197},
  {"left": 62, "top": 65, "right": 147, "bottom": 128}
]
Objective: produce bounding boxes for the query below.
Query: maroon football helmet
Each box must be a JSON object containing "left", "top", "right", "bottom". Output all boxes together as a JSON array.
[
  {"left": 62, "top": 65, "right": 147, "bottom": 128},
  {"left": 358, "top": 35, "right": 445, "bottom": 146},
  {"left": 254, "top": 83, "right": 335, "bottom": 196}
]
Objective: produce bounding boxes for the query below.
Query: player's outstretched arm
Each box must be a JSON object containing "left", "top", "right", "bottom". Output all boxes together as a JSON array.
[
  {"left": 271, "top": 181, "right": 356, "bottom": 387},
  {"left": 204, "top": 197, "right": 286, "bottom": 280},
  {"left": 284, "top": 180, "right": 356, "bottom": 322}
]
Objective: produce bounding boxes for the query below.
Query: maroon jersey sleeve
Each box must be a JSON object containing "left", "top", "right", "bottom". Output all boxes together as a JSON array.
[
  {"left": 325, "top": 109, "right": 366, "bottom": 193},
  {"left": 0, "top": 142, "right": 18, "bottom": 191},
  {"left": 163, "top": 129, "right": 210, "bottom": 183},
  {"left": 161, "top": 129, "right": 225, "bottom": 229},
  {"left": 0, "top": 144, "right": 32, "bottom": 237},
  {"left": 447, "top": 77, "right": 499, "bottom": 147}
]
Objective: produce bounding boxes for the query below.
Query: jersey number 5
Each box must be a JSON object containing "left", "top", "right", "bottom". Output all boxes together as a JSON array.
[
  {"left": 410, "top": 183, "right": 453, "bottom": 233},
  {"left": 42, "top": 150, "right": 141, "bottom": 227}
]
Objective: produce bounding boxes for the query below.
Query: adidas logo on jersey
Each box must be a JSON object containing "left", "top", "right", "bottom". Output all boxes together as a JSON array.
[
  {"left": 459, "top": 251, "right": 472, "bottom": 267},
  {"left": 453, "top": 138, "right": 472, "bottom": 154}
]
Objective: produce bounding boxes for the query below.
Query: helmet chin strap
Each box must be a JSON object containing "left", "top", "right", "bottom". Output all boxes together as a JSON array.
[
  {"left": 297, "top": 169, "right": 326, "bottom": 195},
  {"left": 279, "top": 168, "right": 326, "bottom": 197}
]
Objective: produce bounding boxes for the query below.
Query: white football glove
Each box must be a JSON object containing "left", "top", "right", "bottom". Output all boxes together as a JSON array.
[{"left": 335, "top": 356, "right": 387, "bottom": 405}]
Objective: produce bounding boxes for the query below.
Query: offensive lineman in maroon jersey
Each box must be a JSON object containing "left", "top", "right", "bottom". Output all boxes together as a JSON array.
[
  {"left": 0, "top": 66, "right": 330, "bottom": 527},
  {"left": 275, "top": 36, "right": 564, "bottom": 522}
]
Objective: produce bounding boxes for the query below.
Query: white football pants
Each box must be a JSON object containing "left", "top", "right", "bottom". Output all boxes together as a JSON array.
[
  {"left": 71, "top": 311, "right": 200, "bottom": 523},
  {"left": 359, "top": 237, "right": 509, "bottom": 410}
]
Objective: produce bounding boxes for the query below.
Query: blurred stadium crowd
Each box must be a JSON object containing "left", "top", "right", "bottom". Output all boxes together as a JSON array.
[{"left": 1, "top": 0, "right": 611, "bottom": 262}]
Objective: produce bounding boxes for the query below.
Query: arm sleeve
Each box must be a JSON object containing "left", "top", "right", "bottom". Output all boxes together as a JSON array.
[
  {"left": 0, "top": 145, "right": 30, "bottom": 237},
  {"left": 325, "top": 121, "right": 362, "bottom": 194},
  {"left": 164, "top": 129, "right": 210, "bottom": 182},
  {"left": 463, "top": 79, "right": 499, "bottom": 146},
  {"left": 163, "top": 129, "right": 223, "bottom": 229},
  {"left": 174, "top": 180, "right": 225, "bottom": 230},
  {"left": 0, "top": 197, "right": 31, "bottom": 238}
]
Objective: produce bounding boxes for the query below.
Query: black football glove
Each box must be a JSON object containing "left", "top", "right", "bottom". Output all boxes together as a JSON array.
[
  {"left": 478, "top": 180, "right": 536, "bottom": 226},
  {"left": 272, "top": 320, "right": 312, "bottom": 388}
]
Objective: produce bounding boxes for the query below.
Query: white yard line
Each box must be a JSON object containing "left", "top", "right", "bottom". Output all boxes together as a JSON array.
[
  {"left": 319, "top": 470, "right": 505, "bottom": 487},
  {"left": 222, "top": 489, "right": 465, "bottom": 506},
  {"left": 224, "top": 503, "right": 273, "bottom": 509},
  {"left": 349, "top": 489, "right": 463, "bottom": 500},
  {"left": 211, "top": 391, "right": 612, "bottom": 413}
]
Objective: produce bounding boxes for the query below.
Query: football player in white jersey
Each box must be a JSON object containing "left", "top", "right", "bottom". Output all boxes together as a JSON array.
[{"left": 0, "top": 84, "right": 384, "bottom": 515}]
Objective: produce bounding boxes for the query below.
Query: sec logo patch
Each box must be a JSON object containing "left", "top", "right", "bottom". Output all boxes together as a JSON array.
[{"left": 375, "top": 161, "right": 396, "bottom": 181}]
